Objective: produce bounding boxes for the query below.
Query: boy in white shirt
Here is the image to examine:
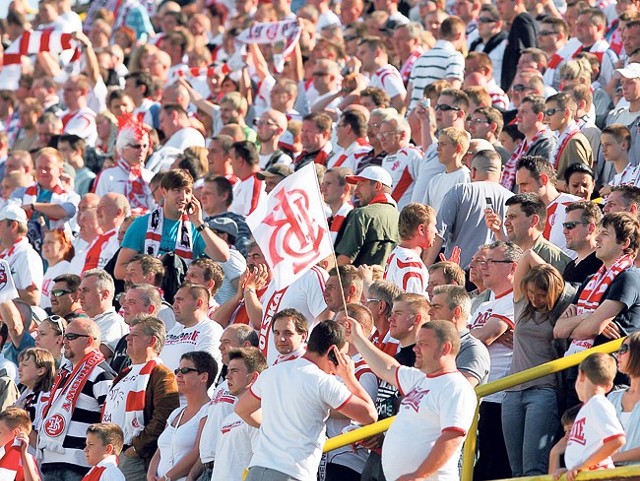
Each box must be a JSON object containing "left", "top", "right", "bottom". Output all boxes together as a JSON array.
[
  {"left": 554, "top": 353, "right": 626, "bottom": 481},
  {"left": 82, "top": 423, "right": 125, "bottom": 481}
]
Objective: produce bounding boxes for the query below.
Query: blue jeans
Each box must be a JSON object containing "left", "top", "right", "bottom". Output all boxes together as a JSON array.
[{"left": 502, "top": 388, "right": 560, "bottom": 476}]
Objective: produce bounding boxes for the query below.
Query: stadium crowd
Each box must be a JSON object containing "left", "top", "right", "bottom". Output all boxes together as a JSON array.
[{"left": 2, "top": 0, "right": 640, "bottom": 479}]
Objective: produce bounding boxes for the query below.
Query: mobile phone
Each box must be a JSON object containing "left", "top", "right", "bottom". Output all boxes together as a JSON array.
[
  {"left": 419, "top": 98, "right": 431, "bottom": 109},
  {"left": 328, "top": 347, "right": 339, "bottom": 366},
  {"left": 187, "top": 202, "right": 195, "bottom": 214},
  {"left": 485, "top": 197, "right": 493, "bottom": 207}
]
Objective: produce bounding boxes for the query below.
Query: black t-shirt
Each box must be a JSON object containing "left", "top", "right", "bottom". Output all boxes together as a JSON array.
[
  {"left": 563, "top": 251, "right": 603, "bottom": 287},
  {"left": 375, "top": 344, "right": 416, "bottom": 419}
]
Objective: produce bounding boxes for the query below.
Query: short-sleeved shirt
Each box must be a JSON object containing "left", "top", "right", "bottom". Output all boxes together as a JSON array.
[
  {"left": 335, "top": 203, "right": 399, "bottom": 267},
  {"left": 121, "top": 214, "right": 207, "bottom": 258},
  {"left": 382, "top": 366, "right": 477, "bottom": 481},
  {"left": 457, "top": 330, "right": 490, "bottom": 385},
  {"left": 384, "top": 245, "right": 429, "bottom": 295},
  {"left": 248, "top": 357, "right": 352, "bottom": 480},
  {"left": 565, "top": 394, "right": 625, "bottom": 471}
]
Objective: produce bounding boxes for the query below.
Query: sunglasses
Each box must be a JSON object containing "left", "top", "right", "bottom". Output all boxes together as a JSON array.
[
  {"left": 539, "top": 30, "right": 558, "bottom": 36},
  {"left": 543, "top": 108, "right": 563, "bottom": 117},
  {"left": 46, "top": 315, "right": 66, "bottom": 335},
  {"left": 174, "top": 367, "right": 200, "bottom": 375},
  {"left": 562, "top": 221, "right": 587, "bottom": 230},
  {"left": 478, "top": 17, "right": 497, "bottom": 23},
  {"left": 64, "top": 333, "right": 94, "bottom": 341},
  {"left": 619, "top": 343, "right": 630, "bottom": 354},
  {"left": 512, "top": 84, "right": 528, "bottom": 92},
  {"left": 435, "top": 104, "right": 461, "bottom": 112},
  {"left": 51, "top": 289, "right": 73, "bottom": 297},
  {"left": 127, "top": 144, "right": 149, "bottom": 149}
]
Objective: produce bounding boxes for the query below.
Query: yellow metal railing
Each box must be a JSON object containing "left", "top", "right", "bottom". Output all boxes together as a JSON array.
[
  {"left": 323, "top": 337, "right": 629, "bottom": 481},
  {"left": 492, "top": 465, "right": 640, "bottom": 481}
]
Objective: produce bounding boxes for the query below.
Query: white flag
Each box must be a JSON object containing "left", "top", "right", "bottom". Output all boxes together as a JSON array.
[
  {"left": 246, "top": 163, "right": 333, "bottom": 289},
  {"left": 0, "top": 260, "right": 18, "bottom": 303}
]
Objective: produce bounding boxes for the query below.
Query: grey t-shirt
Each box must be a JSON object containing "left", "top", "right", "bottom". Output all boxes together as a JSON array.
[
  {"left": 457, "top": 329, "right": 490, "bottom": 385},
  {"left": 506, "top": 284, "right": 576, "bottom": 392},
  {"left": 436, "top": 181, "right": 514, "bottom": 269}
]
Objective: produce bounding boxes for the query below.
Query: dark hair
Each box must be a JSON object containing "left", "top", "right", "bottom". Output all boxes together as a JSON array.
[
  {"left": 563, "top": 162, "right": 595, "bottom": 184},
  {"left": 520, "top": 95, "right": 546, "bottom": 114},
  {"left": 231, "top": 141, "right": 259, "bottom": 166},
  {"left": 130, "top": 254, "right": 165, "bottom": 286},
  {"left": 340, "top": 110, "right": 367, "bottom": 138},
  {"left": 206, "top": 175, "right": 234, "bottom": 208},
  {"left": 18, "top": 348, "right": 56, "bottom": 393},
  {"left": 178, "top": 282, "right": 211, "bottom": 306},
  {"left": 361, "top": 87, "right": 390, "bottom": 108},
  {"left": 228, "top": 346, "right": 267, "bottom": 374},
  {"left": 428, "top": 261, "right": 466, "bottom": 285},
  {"left": 190, "top": 258, "right": 224, "bottom": 294},
  {"left": 53, "top": 274, "right": 81, "bottom": 292},
  {"left": 58, "top": 134, "right": 86, "bottom": 155},
  {"left": 271, "top": 308, "right": 309, "bottom": 335},
  {"left": 517, "top": 155, "right": 557, "bottom": 185},
  {"left": 506, "top": 193, "right": 547, "bottom": 225},
  {"left": 565, "top": 200, "right": 602, "bottom": 225},
  {"left": 306, "top": 320, "right": 346, "bottom": 355},
  {"left": 611, "top": 185, "right": 640, "bottom": 208},
  {"left": 160, "top": 169, "right": 193, "bottom": 190},
  {"left": 181, "top": 350, "right": 218, "bottom": 388},
  {"left": 561, "top": 403, "right": 582, "bottom": 426},
  {"left": 302, "top": 112, "right": 332, "bottom": 133},
  {"left": 86, "top": 423, "right": 124, "bottom": 454},
  {"left": 421, "top": 320, "right": 461, "bottom": 355},
  {"left": 125, "top": 71, "right": 153, "bottom": 96},
  {"left": 600, "top": 212, "right": 640, "bottom": 255}
]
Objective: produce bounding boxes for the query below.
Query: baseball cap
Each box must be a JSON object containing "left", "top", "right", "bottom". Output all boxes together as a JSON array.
[
  {"left": 616, "top": 63, "right": 640, "bottom": 79},
  {"left": 208, "top": 217, "right": 238, "bottom": 238},
  {"left": 345, "top": 166, "right": 393, "bottom": 188},
  {"left": 256, "top": 164, "right": 293, "bottom": 180},
  {"left": 0, "top": 204, "right": 27, "bottom": 223}
]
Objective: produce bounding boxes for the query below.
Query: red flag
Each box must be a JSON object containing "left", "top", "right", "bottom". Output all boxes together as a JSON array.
[{"left": 246, "top": 163, "right": 333, "bottom": 289}]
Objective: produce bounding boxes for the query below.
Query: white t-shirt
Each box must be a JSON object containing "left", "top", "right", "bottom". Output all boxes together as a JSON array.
[
  {"left": 160, "top": 318, "right": 223, "bottom": 371},
  {"left": 199, "top": 381, "right": 236, "bottom": 463},
  {"left": 248, "top": 357, "right": 352, "bottom": 480},
  {"left": 230, "top": 175, "right": 266, "bottom": 217},
  {"left": 1, "top": 238, "right": 44, "bottom": 294},
  {"left": 384, "top": 245, "right": 428, "bottom": 295},
  {"left": 212, "top": 411, "right": 259, "bottom": 481},
  {"left": 61, "top": 108, "right": 98, "bottom": 147},
  {"left": 258, "top": 266, "right": 328, "bottom": 365},
  {"left": 468, "top": 290, "right": 514, "bottom": 403},
  {"left": 156, "top": 405, "right": 208, "bottom": 481},
  {"left": 215, "top": 248, "right": 247, "bottom": 305},
  {"left": 368, "top": 65, "right": 407, "bottom": 101},
  {"left": 565, "top": 394, "right": 625, "bottom": 471},
  {"left": 382, "top": 366, "right": 477, "bottom": 481},
  {"left": 164, "top": 127, "right": 206, "bottom": 151},
  {"left": 424, "top": 166, "right": 471, "bottom": 213},
  {"left": 93, "top": 309, "right": 129, "bottom": 354},
  {"left": 381, "top": 146, "right": 423, "bottom": 209},
  {"left": 84, "top": 455, "right": 125, "bottom": 481},
  {"left": 93, "top": 165, "right": 155, "bottom": 206}
]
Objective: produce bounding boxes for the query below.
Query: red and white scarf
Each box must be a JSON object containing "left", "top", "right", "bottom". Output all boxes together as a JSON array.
[
  {"left": 81, "top": 455, "right": 119, "bottom": 481},
  {"left": 400, "top": 50, "right": 422, "bottom": 84},
  {"left": 295, "top": 142, "right": 333, "bottom": 168},
  {"left": 144, "top": 208, "right": 193, "bottom": 262},
  {"left": 328, "top": 202, "right": 354, "bottom": 244},
  {"left": 501, "top": 128, "right": 547, "bottom": 189},
  {"left": 367, "top": 191, "right": 398, "bottom": 208},
  {"left": 550, "top": 123, "right": 580, "bottom": 170},
  {"left": 115, "top": 159, "right": 152, "bottom": 213},
  {"left": 566, "top": 254, "right": 634, "bottom": 355},
  {"left": 22, "top": 182, "right": 68, "bottom": 228},
  {"left": 39, "top": 351, "right": 105, "bottom": 454},
  {"left": 83, "top": 229, "right": 117, "bottom": 273},
  {"left": 0, "top": 440, "right": 23, "bottom": 481},
  {"left": 330, "top": 138, "right": 371, "bottom": 170},
  {"left": 103, "top": 359, "right": 159, "bottom": 444}
]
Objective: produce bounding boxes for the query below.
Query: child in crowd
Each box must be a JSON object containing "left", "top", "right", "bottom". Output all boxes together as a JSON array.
[
  {"left": 549, "top": 404, "right": 582, "bottom": 473},
  {"left": 81, "top": 423, "right": 125, "bottom": 481},
  {"left": 0, "top": 407, "right": 41, "bottom": 481},
  {"left": 553, "top": 353, "right": 626, "bottom": 481}
]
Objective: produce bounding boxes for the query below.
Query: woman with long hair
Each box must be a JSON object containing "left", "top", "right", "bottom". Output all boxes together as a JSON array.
[
  {"left": 501, "top": 250, "right": 577, "bottom": 476},
  {"left": 609, "top": 332, "right": 640, "bottom": 464},
  {"left": 35, "top": 316, "right": 67, "bottom": 368},
  {"left": 40, "top": 229, "right": 74, "bottom": 309}
]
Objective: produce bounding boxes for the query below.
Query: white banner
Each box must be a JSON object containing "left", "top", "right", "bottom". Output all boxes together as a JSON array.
[{"left": 246, "top": 163, "right": 333, "bottom": 290}]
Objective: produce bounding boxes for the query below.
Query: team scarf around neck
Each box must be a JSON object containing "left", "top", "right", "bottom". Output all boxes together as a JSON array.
[
  {"left": 0, "top": 440, "right": 23, "bottom": 481},
  {"left": 577, "top": 254, "right": 634, "bottom": 314},
  {"left": 115, "top": 158, "right": 152, "bottom": 212},
  {"left": 550, "top": 123, "right": 580, "bottom": 170},
  {"left": 501, "top": 128, "right": 547, "bottom": 189},
  {"left": 103, "top": 359, "right": 159, "bottom": 444},
  {"left": 39, "top": 350, "right": 105, "bottom": 454},
  {"left": 144, "top": 207, "right": 193, "bottom": 261}
]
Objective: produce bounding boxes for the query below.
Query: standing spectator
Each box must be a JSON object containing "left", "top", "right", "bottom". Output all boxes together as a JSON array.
[
  {"left": 40, "top": 229, "right": 74, "bottom": 309},
  {"left": 61, "top": 75, "right": 98, "bottom": 147},
  {"left": 496, "top": 0, "right": 537, "bottom": 91},
  {"left": 469, "top": 5, "right": 508, "bottom": 87},
  {"left": 235, "top": 320, "right": 377, "bottom": 481},
  {"left": 358, "top": 37, "right": 407, "bottom": 113},
  {"left": 321, "top": 167, "right": 354, "bottom": 246},
  {"left": 38, "top": 318, "right": 115, "bottom": 481},
  {"left": 102, "top": 316, "right": 179, "bottom": 481},
  {"left": 332, "top": 110, "right": 371, "bottom": 173},
  {"left": 562, "top": 202, "right": 604, "bottom": 285},
  {"left": 295, "top": 113, "right": 334, "bottom": 170},
  {"left": 229, "top": 142, "right": 266, "bottom": 217}
]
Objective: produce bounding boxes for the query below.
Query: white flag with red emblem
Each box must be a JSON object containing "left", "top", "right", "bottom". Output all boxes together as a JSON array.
[
  {"left": 246, "top": 162, "right": 333, "bottom": 289},
  {"left": 0, "top": 260, "right": 18, "bottom": 303}
]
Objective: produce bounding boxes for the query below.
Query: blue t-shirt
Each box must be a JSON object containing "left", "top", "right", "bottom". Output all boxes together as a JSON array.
[
  {"left": 3, "top": 333, "right": 35, "bottom": 366},
  {"left": 122, "top": 214, "right": 207, "bottom": 257}
]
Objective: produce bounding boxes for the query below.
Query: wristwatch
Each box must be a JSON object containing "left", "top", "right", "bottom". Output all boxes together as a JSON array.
[{"left": 195, "top": 223, "right": 208, "bottom": 232}]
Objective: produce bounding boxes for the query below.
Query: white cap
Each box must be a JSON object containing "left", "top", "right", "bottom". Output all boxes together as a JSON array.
[
  {"left": 0, "top": 204, "right": 27, "bottom": 224},
  {"left": 345, "top": 166, "right": 393, "bottom": 188},
  {"left": 616, "top": 63, "right": 640, "bottom": 79}
]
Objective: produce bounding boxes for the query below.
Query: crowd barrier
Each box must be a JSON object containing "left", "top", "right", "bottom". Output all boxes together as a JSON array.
[{"left": 323, "top": 337, "right": 635, "bottom": 481}]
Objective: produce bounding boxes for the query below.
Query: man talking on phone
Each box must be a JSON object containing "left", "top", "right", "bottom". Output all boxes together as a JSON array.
[
  {"left": 114, "top": 169, "right": 230, "bottom": 280},
  {"left": 235, "top": 320, "right": 378, "bottom": 481}
]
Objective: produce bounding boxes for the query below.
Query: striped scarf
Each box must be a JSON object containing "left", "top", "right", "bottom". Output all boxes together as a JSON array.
[{"left": 144, "top": 208, "right": 193, "bottom": 261}]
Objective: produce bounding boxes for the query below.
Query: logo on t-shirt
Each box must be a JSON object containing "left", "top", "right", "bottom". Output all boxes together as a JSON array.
[
  {"left": 402, "top": 388, "right": 430, "bottom": 413},
  {"left": 568, "top": 417, "right": 586, "bottom": 446}
]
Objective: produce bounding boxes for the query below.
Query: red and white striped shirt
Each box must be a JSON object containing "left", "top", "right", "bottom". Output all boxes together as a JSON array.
[{"left": 384, "top": 245, "right": 429, "bottom": 295}]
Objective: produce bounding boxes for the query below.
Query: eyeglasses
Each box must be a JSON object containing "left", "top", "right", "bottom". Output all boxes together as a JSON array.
[
  {"left": 63, "top": 333, "right": 94, "bottom": 341},
  {"left": 477, "top": 17, "right": 497, "bottom": 23},
  {"left": 174, "top": 367, "right": 200, "bottom": 375},
  {"left": 366, "top": 298, "right": 381, "bottom": 303},
  {"left": 619, "top": 343, "right": 630, "bottom": 355},
  {"left": 344, "top": 35, "right": 357, "bottom": 41},
  {"left": 512, "top": 84, "right": 528, "bottom": 92},
  {"left": 254, "top": 119, "right": 278, "bottom": 128},
  {"left": 543, "top": 108, "right": 563, "bottom": 117},
  {"left": 562, "top": 221, "right": 587, "bottom": 230},
  {"left": 51, "top": 289, "right": 73, "bottom": 297},
  {"left": 467, "top": 117, "right": 489, "bottom": 124},
  {"left": 127, "top": 144, "right": 149, "bottom": 149},
  {"left": 435, "top": 104, "right": 461, "bottom": 112},
  {"left": 478, "top": 259, "right": 513, "bottom": 266},
  {"left": 312, "top": 72, "right": 330, "bottom": 78},
  {"left": 46, "top": 315, "right": 66, "bottom": 335},
  {"left": 539, "top": 30, "right": 558, "bottom": 36}
]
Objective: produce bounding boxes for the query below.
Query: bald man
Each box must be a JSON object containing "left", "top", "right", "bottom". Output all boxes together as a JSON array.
[{"left": 257, "top": 109, "right": 293, "bottom": 169}]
